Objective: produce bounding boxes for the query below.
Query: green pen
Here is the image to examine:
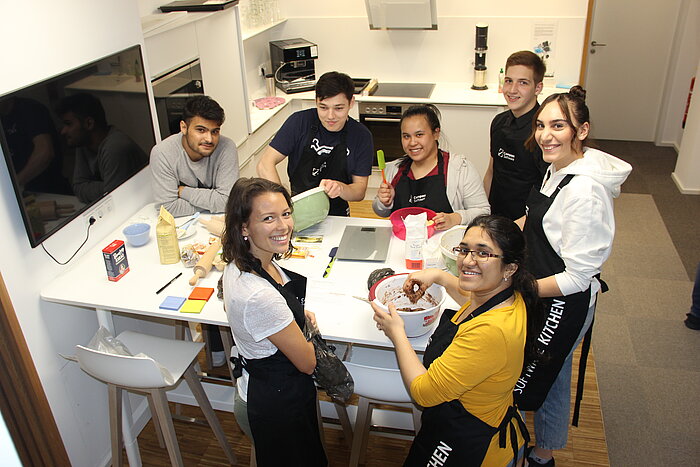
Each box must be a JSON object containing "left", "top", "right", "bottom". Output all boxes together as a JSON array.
[{"left": 323, "top": 247, "right": 338, "bottom": 278}]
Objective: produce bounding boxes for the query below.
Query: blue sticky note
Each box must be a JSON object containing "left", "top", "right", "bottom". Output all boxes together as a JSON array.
[{"left": 159, "top": 296, "right": 187, "bottom": 311}]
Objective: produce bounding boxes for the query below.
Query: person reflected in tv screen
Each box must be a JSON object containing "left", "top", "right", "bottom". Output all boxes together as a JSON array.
[
  {"left": 0, "top": 97, "right": 71, "bottom": 194},
  {"left": 56, "top": 93, "right": 148, "bottom": 203}
]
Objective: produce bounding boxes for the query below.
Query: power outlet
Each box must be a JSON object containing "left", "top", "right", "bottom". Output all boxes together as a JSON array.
[
  {"left": 259, "top": 63, "right": 267, "bottom": 77},
  {"left": 83, "top": 195, "right": 115, "bottom": 227}
]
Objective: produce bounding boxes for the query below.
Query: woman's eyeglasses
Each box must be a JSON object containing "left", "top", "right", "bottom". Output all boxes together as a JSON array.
[{"left": 451, "top": 246, "right": 504, "bottom": 263}]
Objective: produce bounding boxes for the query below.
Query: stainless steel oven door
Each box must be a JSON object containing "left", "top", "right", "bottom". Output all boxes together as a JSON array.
[
  {"left": 360, "top": 116, "right": 404, "bottom": 165},
  {"left": 152, "top": 60, "right": 204, "bottom": 139},
  {"left": 359, "top": 101, "right": 416, "bottom": 165}
]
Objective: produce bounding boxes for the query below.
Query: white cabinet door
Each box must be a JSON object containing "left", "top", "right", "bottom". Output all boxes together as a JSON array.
[
  {"left": 434, "top": 104, "right": 504, "bottom": 179},
  {"left": 143, "top": 22, "right": 199, "bottom": 78},
  {"left": 195, "top": 8, "right": 250, "bottom": 146}
]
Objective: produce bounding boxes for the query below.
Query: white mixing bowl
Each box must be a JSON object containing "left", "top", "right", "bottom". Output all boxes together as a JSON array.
[{"left": 370, "top": 273, "right": 445, "bottom": 337}]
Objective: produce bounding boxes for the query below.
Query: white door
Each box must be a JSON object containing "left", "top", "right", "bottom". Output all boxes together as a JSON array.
[{"left": 584, "top": 0, "right": 680, "bottom": 141}]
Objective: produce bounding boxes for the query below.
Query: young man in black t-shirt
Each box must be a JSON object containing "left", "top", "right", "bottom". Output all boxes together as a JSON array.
[
  {"left": 257, "top": 71, "right": 373, "bottom": 216},
  {"left": 483, "top": 51, "right": 548, "bottom": 220}
]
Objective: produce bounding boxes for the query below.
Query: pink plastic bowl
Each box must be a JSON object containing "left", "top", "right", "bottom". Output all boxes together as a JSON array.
[{"left": 389, "top": 207, "right": 437, "bottom": 240}]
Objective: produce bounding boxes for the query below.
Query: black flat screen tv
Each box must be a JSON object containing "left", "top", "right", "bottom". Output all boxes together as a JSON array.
[{"left": 0, "top": 45, "right": 156, "bottom": 248}]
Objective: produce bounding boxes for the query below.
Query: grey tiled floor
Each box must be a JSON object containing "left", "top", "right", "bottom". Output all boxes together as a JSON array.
[{"left": 591, "top": 143, "right": 700, "bottom": 466}]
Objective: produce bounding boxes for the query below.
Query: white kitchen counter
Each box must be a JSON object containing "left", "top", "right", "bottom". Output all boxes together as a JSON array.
[{"left": 249, "top": 82, "right": 562, "bottom": 133}]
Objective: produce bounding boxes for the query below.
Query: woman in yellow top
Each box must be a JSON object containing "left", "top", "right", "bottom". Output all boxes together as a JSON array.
[{"left": 373, "top": 215, "right": 544, "bottom": 467}]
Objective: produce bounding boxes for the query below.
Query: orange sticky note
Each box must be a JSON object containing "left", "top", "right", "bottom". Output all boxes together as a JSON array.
[
  {"left": 180, "top": 299, "right": 206, "bottom": 314},
  {"left": 189, "top": 287, "right": 214, "bottom": 301}
]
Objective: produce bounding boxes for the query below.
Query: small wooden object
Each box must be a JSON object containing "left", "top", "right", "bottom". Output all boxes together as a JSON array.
[
  {"left": 189, "top": 238, "right": 222, "bottom": 286},
  {"left": 36, "top": 200, "right": 75, "bottom": 220},
  {"left": 199, "top": 216, "right": 225, "bottom": 237}
]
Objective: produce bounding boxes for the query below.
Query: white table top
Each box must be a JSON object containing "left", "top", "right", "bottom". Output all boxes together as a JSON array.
[{"left": 41, "top": 204, "right": 458, "bottom": 350}]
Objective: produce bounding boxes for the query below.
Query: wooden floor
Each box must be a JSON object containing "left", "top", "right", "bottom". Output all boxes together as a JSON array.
[{"left": 132, "top": 201, "right": 610, "bottom": 466}]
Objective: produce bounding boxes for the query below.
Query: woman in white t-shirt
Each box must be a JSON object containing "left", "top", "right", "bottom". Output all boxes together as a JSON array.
[{"left": 221, "top": 177, "right": 327, "bottom": 467}]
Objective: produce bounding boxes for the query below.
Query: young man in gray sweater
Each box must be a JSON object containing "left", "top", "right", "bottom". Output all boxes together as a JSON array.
[{"left": 150, "top": 95, "right": 239, "bottom": 216}]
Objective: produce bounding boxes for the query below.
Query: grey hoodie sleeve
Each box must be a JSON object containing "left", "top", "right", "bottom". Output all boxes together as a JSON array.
[
  {"left": 447, "top": 154, "right": 491, "bottom": 224},
  {"left": 150, "top": 143, "right": 196, "bottom": 217},
  {"left": 372, "top": 160, "right": 401, "bottom": 217},
  {"left": 179, "top": 139, "right": 239, "bottom": 214}
]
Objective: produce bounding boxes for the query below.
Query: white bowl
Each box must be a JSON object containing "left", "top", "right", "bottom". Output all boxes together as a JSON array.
[
  {"left": 291, "top": 186, "right": 330, "bottom": 232},
  {"left": 440, "top": 226, "right": 467, "bottom": 276},
  {"left": 370, "top": 273, "right": 445, "bottom": 337}
]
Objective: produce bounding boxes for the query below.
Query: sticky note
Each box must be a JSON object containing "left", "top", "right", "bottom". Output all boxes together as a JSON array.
[
  {"left": 180, "top": 299, "right": 206, "bottom": 314},
  {"left": 159, "top": 296, "right": 186, "bottom": 311},
  {"left": 189, "top": 287, "right": 215, "bottom": 301}
]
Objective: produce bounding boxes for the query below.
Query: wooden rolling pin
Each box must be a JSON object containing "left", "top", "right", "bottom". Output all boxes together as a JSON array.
[
  {"left": 199, "top": 216, "right": 225, "bottom": 237},
  {"left": 189, "top": 238, "right": 222, "bottom": 286}
]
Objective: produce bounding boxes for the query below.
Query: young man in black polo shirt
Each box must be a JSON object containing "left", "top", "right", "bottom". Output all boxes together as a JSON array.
[{"left": 483, "top": 51, "right": 547, "bottom": 220}]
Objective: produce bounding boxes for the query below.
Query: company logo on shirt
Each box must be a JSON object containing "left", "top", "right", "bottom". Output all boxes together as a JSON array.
[
  {"left": 408, "top": 194, "right": 427, "bottom": 204},
  {"left": 311, "top": 161, "right": 327, "bottom": 176},
  {"left": 497, "top": 147, "right": 515, "bottom": 161},
  {"left": 310, "top": 138, "right": 350, "bottom": 157}
]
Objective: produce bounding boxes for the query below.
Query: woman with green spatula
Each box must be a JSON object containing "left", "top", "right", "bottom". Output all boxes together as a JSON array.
[{"left": 372, "top": 104, "right": 490, "bottom": 230}]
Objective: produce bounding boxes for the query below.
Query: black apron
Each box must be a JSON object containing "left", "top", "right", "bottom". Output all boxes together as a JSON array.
[
  {"left": 488, "top": 104, "right": 546, "bottom": 220},
  {"left": 289, "top": 117, "right": 351, "bottom": 216},
  {"left": 404, "top": 287, "right": 528, "bottom": 467},
  {"left": 393, "top": 149, "right": 454, "bottom": 214},
  {"left": 515, "top": 174, "right": 593, "bottom": 413},
  {"left": 242, "top": 263, "right": 327, "bottom": 467}
]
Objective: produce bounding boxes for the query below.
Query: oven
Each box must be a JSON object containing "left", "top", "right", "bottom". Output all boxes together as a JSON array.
[
  {"left": 359, "top": 101, "right": 415, "bottom": 166},
  {"left": 152, "top": 60, "right": 204, "bottom": 140},
  {"left": 357, "top": 83, "right": 435, "bottom": 166}
]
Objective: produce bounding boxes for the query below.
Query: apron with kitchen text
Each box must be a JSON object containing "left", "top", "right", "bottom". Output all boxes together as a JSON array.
[
  {"left": 515, "top": 174, "right": 593, "bottom": 412},
  {"left": 241, "top": 262, "right": 327, "bottom": 467},
  {"left": 393, "top": 149, "right": 453, "bottom": 214},
  {"left": 403, "top": 287, "right": 528, "bottom": 467},
  {"left": 289, "top": 116, "right": 351, "bottom": 216}
]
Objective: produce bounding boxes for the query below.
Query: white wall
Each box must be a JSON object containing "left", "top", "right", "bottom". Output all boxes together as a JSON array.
[
  {"left": 658, "top": 0, "right": 700, "bottom": 149},
  {"left": 272, "top": 16, "right": 584, "bottom": 86},
  {"left": 0, "top": 1, "right": 166, "bottom": 465},
  {"left": 673, "top": 57, "right": 700, "bottom": 194},
  {"left": 266, "top": 0, "right": 587, "bottom": 86},
  {"left": 278, "top": 0, "right": 588, "bottom": 18},
  {"left": 243, "top": 0, "right": 588, "bottom": 97}
]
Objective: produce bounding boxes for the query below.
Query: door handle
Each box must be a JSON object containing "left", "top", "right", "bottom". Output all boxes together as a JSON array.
[{"left": 591, "top": 41, "right": 607, "bottom": 47}]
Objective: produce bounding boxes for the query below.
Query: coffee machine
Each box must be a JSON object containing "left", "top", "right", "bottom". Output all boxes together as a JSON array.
[
  {"left": 471, "top": 23, "right": 489, "bottom": 90},
  {"left": 269, "top": 38, "right": 318, "bottom": 94}
]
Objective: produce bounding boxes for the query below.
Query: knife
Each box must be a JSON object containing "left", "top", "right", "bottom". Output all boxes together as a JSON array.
[
  {"left": 323, "top": 247, "right": 338, "bottom": 278},
  {"left": 377, "top": 150, "right": 387, "bottom": 185}
]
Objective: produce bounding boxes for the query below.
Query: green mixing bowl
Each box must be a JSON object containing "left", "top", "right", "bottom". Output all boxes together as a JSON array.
[
  {"left": 440, "top": 226, "right": 467, "bottom": 276},
  {"left": 291, "top": 187, "right": 330, "bottom": 232}
]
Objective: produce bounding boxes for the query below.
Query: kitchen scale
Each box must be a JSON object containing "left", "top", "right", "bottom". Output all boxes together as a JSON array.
[{"left": 336, "top": 226, "right": 392, "bottom": 262}]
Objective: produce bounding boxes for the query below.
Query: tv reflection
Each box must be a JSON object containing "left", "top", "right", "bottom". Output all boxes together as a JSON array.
[
  {"left": 56, "top": 92, "right": 147, "bottom": 204},
  {"left": 0, "top": 93, "right": 147, "bottom": 239}
]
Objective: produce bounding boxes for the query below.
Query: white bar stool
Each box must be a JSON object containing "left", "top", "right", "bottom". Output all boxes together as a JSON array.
[
  {"left": 75, "top": 331, "right": 237, "bottom": 466},
  {"left": 343, "top": 346, "right": 422, "bottom": 467}
]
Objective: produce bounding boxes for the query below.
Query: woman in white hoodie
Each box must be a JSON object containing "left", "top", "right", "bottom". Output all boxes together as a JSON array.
[{"left": 514, "top": 86, "right": 631, "bottom": 467}]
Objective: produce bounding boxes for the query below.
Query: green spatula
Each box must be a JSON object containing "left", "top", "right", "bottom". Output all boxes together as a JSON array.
[{"left": 377, "top": 149, "right": 387, "bottom": 184}]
